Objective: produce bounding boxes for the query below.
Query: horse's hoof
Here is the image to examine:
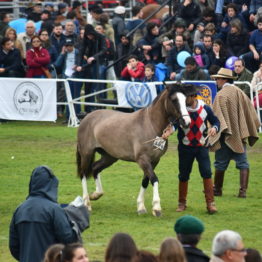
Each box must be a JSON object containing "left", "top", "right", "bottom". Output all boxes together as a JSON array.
[
  {"left": 137, "top": 208, "right": 147, "bottom": 215},
  {"left": 152, "top": 209, "right": 162, "bottom": 217},
  {"left": 89, "top": 192, "right": 104, "bottom": 200}
]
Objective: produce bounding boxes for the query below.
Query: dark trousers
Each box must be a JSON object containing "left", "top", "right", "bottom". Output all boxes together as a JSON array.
[{"left": 178, "top": 143, "right": 212, "bottom": 182}]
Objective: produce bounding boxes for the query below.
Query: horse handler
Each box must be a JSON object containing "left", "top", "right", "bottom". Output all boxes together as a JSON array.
[
  {"left": 162, "top": 84, "right": 220, "bottom": 214},
  {"left": 209, "top": 68, "right": 260, "bottom": 198}
]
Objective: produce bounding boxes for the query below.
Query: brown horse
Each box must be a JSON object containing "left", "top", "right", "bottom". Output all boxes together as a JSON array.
[{"left": 76, "top": 84, "right": 193, "bottom": 216}]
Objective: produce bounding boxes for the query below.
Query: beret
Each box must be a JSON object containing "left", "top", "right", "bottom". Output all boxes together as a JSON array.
[{"left": 174, "top": 215, "right": 204, "bottom": 235}]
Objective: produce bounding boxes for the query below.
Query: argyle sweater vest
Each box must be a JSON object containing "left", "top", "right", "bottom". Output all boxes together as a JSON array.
[{"left": 176, "top": 100, "right": 219, "bottom": 147}]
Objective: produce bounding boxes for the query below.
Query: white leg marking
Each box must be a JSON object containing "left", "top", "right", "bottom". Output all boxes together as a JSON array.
[
  {"left": 137, "top": 186, "right": 147, "bottom": 214},
  {"left": 176, "top": 92, "right": 191, "bottom": 126},
  {"left": 152, "top": 182, "right": 161, "bottom": 216},
  {"left": 82, "top": 176, "right": 92, "bottom": 211},
  {"left": 89, "top": 173, "right": 104, "bottom": 200},
  {"left": 95, "top": 174, "right": 103, "bottom": 194}
]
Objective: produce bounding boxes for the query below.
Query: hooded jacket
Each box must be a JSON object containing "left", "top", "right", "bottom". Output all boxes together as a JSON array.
[{"left": 9, "top": 166, "right": 77, "bottom": 262}]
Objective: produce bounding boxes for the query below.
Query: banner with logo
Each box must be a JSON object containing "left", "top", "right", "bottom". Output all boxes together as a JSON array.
[
  {"left": 184, "top": 81, "right": 217, "bottom": 105},
  {"left": 115, "top": 81, "right": 157, "bottom": 108},
  {"left": 0, "top": 79, "right": 57, "bottom": 121}
]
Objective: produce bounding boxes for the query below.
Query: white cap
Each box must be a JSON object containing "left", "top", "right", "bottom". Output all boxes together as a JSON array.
[{"left": 114, "top": 6, "right": 126, "bottom": 14}]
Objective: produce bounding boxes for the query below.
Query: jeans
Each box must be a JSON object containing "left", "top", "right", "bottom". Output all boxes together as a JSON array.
[{"left": 214, "top": 139, "right": 249, "bottom": 170}]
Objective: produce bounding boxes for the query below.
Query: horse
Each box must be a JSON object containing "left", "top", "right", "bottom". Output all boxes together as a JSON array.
[
  {"left": 18, "top": 89, "right": 38, "bottom": 105},
  {"left": 76, "top": 83, "right": 193, "bottom": 216},
  {"left": 141, "top": 4, "right": 170, "bottom": 21}
]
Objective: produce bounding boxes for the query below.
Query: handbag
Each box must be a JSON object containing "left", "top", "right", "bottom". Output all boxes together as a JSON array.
[{"left": 41, "top": 66, "right": 52, "bottom": 78}]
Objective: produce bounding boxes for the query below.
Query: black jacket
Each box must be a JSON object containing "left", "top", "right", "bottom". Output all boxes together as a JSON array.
[
  {"left": 9, "top": 166, "right": 78, "bottom": 262},
  {"left": 184, "top": 246, "right": 210, "bottom": 262},
  {"left": 0, "top": 47, "right": 24, "bottom": 75}
]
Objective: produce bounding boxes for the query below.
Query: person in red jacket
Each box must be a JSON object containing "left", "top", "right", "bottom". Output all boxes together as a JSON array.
[
  {"left": 121, "top": 54, "right": 145, "bottom": 81},
  {"left": 26, "top": 35, "right": 51, "bottom": 78}
]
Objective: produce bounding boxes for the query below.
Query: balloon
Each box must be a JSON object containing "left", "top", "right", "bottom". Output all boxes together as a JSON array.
[
  {"left": 225, "top": 56, "right": 238, "bottom": 70},
  {"left": 177, "top": 51, "right": 191, "bottom": 68}
]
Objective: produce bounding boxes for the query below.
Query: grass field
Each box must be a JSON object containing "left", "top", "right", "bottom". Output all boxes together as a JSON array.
[{"left": 1, "top": 120, "right": 262, "bottom": 262}]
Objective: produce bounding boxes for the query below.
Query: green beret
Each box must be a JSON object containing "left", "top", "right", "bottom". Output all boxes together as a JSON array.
[{"left": 174, "top": 215, "right": 204, "bottom": 235}]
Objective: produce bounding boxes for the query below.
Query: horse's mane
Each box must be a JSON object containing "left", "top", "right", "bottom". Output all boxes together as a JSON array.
[{"left": 150, "top": 83, "right": 199, "bottom": 107}]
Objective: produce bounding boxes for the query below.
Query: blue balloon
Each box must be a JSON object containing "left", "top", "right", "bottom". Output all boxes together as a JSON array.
[
  {"left": 177, "top": 51, "right": 191, "bottom": 68},
  {"left": 225, "top": 56, "right": 238, "bottom": 70}
]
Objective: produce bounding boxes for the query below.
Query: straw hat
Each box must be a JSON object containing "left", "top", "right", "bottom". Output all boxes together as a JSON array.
[{"left": 211, "top": 68, "right": 236, "bottom": 79}]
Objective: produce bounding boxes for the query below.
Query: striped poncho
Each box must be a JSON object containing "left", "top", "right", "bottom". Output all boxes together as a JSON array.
[{"left": 209, "top": 84, "right": 260, "bottom": 153}]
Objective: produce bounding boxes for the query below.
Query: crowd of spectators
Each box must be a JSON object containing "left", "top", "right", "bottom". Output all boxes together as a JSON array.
[{"left": 0, "top": 0, "right": 261, "bottom": 115}]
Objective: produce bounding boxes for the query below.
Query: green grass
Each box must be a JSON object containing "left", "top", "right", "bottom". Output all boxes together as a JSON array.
[{"left": 1, "top": 120, "right": 262, "bottom": 262}]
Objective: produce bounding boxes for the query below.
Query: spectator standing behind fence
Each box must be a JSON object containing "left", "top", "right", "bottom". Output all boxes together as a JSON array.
[
  {"left": 40, "top": 10, "right": 55, "bottom": 35},
  {"left": 26, "top": 35, "right": 51, "bottom": 78},
  {"left": 137, "top": 22, "right": 162, "bottom": 64},
  {"left": 166, "top": 34, "right": 192, "bottom": 80},
  {"left": 210, "top": 230, "right": 247, "bottom": 262},
  {"left": 51, "top": 23, "right": 67, "bottom": 55},
  {"left": 226, "top": 19, "right": 249, "bottom": 57},
  {"left": 159, "top": 237, "right": 187, "bottom": 262},
  {"left": 0, "top": 37, "right": 25, "bottom": 77},
  {"left": 210, "top": 68, "right": 260, "bottom": 198},
  {"left": 245, "top": 248, "right": 262, "bottom": 262},
  {"left": 210, "top": 39, "right": 230, "bottom": 68},
  {"left": 76, "top": 24, "right": 107, "bottom": 112},
  {"left": 242, "top": 17, "right": 262, "bottom": 73},
  {"left": 9, "top": 166, "right": 79, "bottom": 262},
  {"left": 4, "top": 28, "right": 24, "bottom": 60},
  {"left": 121, "top": 54, "right": 145, "bottom": 81},
  {"left": 0, "top": 12, "right": 11, "bottom": 40},
  {"left": 176, "top": 56, "right": 210, "bottom": 81},
  {"left": 54, "top": 38, "right": 82, "bottom": 118},
  {"left": 105, "top": 233, "right": 138, "bottom": 262},
  {"left": 112, "top": 6, "right": 126, "bottom": 46},
  {"left": 173, "top": 215, "right": 210, "bottom": 262},
  {"left": 177, "top": 0, "right": 201, "bottom": 33},
  {"left": 39, "top": 29, "right": 58, "bottom": 66},
  {"left": 233, "top": 58, "right": 253, "bottom": 98},
  {"left": 17, "top": 20, "right": 37, "bottom": 60},
  {"left": 115, "top": 33, "right": 135, "bottom": 78}
]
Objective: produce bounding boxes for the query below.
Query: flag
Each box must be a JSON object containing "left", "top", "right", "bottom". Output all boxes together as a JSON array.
[{"left": 0, "top": 78, "right": 57, "bottom": 121}]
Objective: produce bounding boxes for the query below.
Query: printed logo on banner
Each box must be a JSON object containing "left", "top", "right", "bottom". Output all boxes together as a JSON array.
[
  {"left": 125, "top": 82, "right": 152, "bottom": 108},
  {"left": 13, "top": 82, "right": 43, "bottom": 115},
  {"left": 199, "top": 84, "right": 212, "bottom": 105}
]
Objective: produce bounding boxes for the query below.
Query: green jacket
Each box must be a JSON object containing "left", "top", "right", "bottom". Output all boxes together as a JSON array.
[{"left": 235, "top": 68, "right": 253, "bottom": 98}]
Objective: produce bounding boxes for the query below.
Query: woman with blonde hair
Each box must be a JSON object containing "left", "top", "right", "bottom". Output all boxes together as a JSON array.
[
  {"left": 5, "top": 27, "right": 24, "bottom": 58},
  {"left": 159, "top": 237, "right": 187, "bottom": 262}
]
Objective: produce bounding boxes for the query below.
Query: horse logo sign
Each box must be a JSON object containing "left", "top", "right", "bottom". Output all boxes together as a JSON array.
[
  {"left": 125, "top": 82, "right": 152, "bottom": 108},
  {"left": 14, "top": 82, "right": 43, "bottom": 115}
]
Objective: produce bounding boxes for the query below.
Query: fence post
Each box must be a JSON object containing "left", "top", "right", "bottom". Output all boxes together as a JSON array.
[{"left": 64, "top": 80, "right": 79, "bottom": 127}]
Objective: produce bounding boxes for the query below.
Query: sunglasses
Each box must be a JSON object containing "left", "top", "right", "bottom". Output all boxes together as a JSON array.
[{"left": 230, "top": 248, "right": 247, "bottom": 253}]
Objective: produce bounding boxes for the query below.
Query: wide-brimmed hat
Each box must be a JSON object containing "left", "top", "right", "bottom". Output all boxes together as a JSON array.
[{"left": 211, "top": 68, "right": 236, "bottom": 79}]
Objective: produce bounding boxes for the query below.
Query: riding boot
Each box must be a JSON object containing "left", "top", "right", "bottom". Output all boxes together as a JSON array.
[
  {"left": 203, "top": 178, "right": 217, "bottom": 214},
  {"left": 213, "top": 170, "right": 225, "bottom": 196},
  {"left": 238, "top": 168, "right": 249, "bottom": 198},
  {"left": 176, "top": 181, "right": 188, "bottom": 212}
]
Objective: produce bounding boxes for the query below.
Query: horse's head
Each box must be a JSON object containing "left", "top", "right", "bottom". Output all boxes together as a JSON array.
[{"left": 164, "top": 83, "right": 200, "bottom": 129}]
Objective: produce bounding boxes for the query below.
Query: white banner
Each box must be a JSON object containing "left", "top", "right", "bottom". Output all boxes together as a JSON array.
[
  {"left": 0, "top": 78, "right": 57, "bottom": 121},
  {"left": 115, "top": 81, "right": 157, "bottom": 108}
]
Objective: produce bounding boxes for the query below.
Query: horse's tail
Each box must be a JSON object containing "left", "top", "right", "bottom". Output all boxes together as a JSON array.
[{"left": 76, "top": 144, "right": 95, "bottom": 180}]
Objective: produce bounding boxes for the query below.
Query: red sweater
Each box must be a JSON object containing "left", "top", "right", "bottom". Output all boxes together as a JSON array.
[
  {"left": 26, "top": 47, "right": 50, "bottom": 77},
  {"left": 121, "top": 61, "right": 145, "bottom": 80}
]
